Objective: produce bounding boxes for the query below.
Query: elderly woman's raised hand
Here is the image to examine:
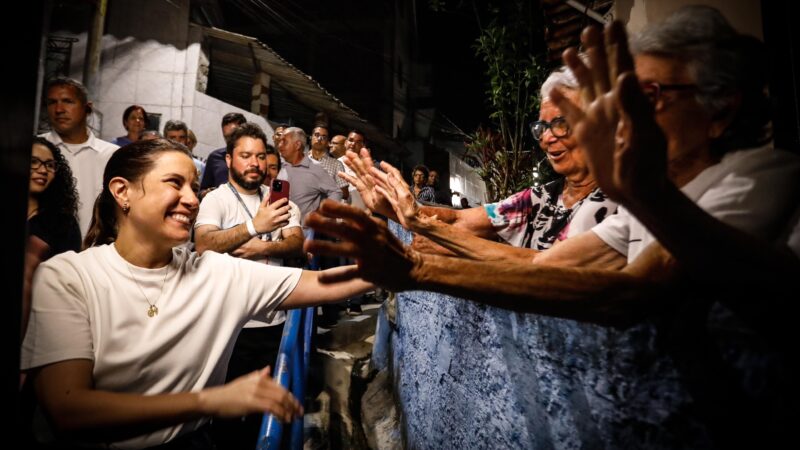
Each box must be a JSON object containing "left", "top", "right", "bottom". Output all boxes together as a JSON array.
[
  {"left": 338, "top": 149, "right": 397, "bottom": 221},
  {"left": 550, "top": 22, "right": 669, "bottom": 206},
  {"left": 369, "top": 161, "right": 426, "bottom": 232}
]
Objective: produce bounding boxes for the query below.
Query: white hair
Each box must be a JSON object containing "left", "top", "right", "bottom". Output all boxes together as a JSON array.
[
  {"left": 284, "top": 127, "right": 308, "bottom": 151},
  {"left": 540, "top": 65, "right": 579, "bottom": 101}
]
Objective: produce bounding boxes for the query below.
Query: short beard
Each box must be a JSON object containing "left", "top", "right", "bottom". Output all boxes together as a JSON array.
[{"left": 230, "top": 167, "right": 265, "bottom": 191}]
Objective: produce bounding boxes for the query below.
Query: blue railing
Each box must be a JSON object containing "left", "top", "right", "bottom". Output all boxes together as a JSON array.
[
  {"left": 256, "top": 306, "right": 314, "bottom": 449},
  {"left": 258, "top": 235, "right": 319, "bottom": 450}
]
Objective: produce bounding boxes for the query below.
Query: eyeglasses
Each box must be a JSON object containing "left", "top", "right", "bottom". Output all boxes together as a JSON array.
[
  {"left": 531, "top": 116, "right": 570, "bottom": 140},
  {"left": 313, "top": 133, "right": 329, "bottom": 141},
  {"left": 640, "top": 82, "right": 697, "bottom": 104},
  {"left": 31, "top": 156, "right": 57, "bottom": 173}
]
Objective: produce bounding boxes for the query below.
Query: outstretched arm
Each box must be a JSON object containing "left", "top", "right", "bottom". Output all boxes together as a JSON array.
[
  {"left": 279, "top": 267, "right": 373, "bottom": 310},
  {"left": 32, "top": 359, "right": 301, "bottom": 443},
  {"left": 409, "top": 216, "right": 537, "bottom": 262},
  {"left": 305, "top": 200, "right": 669, "bottom": 327}
]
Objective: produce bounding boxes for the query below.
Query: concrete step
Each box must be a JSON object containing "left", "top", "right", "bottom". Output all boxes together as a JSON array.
[{"left": 303, "top": 303, "right": 381, "bottom": 449}]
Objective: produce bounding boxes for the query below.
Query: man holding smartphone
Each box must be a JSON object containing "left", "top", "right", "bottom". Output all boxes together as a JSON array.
[{"left": 193, "top": 122, "right": 304, "bottom": 449}]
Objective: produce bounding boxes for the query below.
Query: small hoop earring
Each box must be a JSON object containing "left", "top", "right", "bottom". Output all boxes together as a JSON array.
[{"left": 122, "top": 203, "right": 130, "bottom": 214}]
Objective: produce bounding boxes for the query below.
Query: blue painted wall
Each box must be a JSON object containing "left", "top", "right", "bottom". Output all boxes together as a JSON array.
[{"left": 369, "top": 222, "right": 779, "bottom": 449}]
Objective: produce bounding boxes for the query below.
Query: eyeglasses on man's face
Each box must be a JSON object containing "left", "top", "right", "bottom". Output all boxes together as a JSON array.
[
  {"left": 640, "top": 81, "right": 697, "bottom": 105},
  {"left": 531, "top": 116, "right": 570, "bottom": 140},
  {"left": 31, "top": 156, "right": 57, "bottom": 173},
  {"left": 312, "top": 132, "right": 329, "bottom": 141}
]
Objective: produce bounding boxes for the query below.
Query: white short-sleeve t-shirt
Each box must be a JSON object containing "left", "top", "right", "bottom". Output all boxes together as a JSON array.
[
  {"left": 195, "top": 183, "right": 302, "bottom": 328},
  {"left": 195, "top": 183, "right": 302, "bottom": 267},
  {"left": 21, "top": 244, "right": 302, "bottom": 448},
  {"left": 592, "top": 145, "right": 800, "bottom": 263}
]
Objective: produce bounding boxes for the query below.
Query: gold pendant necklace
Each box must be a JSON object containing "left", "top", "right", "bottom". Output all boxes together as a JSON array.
[{"left": 126, "top": 261, "right": 170, "bottom": 318}]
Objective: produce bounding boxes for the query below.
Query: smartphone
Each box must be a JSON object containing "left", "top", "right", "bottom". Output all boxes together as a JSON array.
[{"left": 269, "top": 179, "right": 290, "bottom": 204}]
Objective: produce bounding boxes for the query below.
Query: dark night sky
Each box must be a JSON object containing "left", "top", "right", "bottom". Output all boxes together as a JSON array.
[
  {"left": 416, "top": 6, "right": 490, "bottom": 132},
  {"left": 213, "top": 0, "right": 490, "bottom": 135}
]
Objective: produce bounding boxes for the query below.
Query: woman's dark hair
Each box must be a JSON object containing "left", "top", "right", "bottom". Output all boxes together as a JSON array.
[
  {"left": 412, "top": 164, "right": 430, "bottom": 181},
  {"left": 83, "top": 139, "right": 192, "bottom": 249},
  {"left": 122, "top": 104, "right": 148, "bottom": 129},
  {"left": 31, "top": 137, "right": 78, "bottom": 219}
]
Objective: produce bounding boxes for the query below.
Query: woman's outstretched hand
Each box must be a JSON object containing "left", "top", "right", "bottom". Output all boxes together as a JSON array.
[{"left": 199, "top": 366, "right": 302, "bottom": 423}]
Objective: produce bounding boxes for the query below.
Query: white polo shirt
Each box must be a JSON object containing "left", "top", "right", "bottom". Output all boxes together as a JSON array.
[{"left": 40, "top": 129, "right": 119, "bottom": 237}]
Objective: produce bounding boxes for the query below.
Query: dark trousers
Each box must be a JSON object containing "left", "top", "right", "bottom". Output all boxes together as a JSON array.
[{"left": 211, "top": 325, "right": 284, "bottom": 449}]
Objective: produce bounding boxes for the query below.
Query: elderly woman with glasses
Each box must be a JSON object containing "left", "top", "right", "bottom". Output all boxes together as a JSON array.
[{"left": 339, "top": 66, "right": 617, "bottom": 261}]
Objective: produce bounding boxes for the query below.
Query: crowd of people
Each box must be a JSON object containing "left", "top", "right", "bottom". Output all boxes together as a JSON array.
[{"left": 19, "top": 5, "right": 799, "bottom": 449}]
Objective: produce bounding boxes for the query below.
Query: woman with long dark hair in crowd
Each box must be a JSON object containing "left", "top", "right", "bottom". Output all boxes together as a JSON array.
[
  {"left": 24, "top": 137, "right": 80, "bottom": 334},
  {"left": 21, "top": 138, "right": 372, "bottom": 449},
  {"left": 21, "top": 137, "right": 82, "bottom": 447}
]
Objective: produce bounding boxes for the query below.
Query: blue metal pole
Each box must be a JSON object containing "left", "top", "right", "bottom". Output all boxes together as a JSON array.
[
  {"left": 302, "top": 307, "right": 314, "bottom": 380},
  {"left": 257, "top": 309, "right": 302, "bottom": 449},
  {"left": 288, "top": 307, "right": 316, "bottom": 449},
  {"left": 289, "top": 317, "right": 305, "bottom": 449}
]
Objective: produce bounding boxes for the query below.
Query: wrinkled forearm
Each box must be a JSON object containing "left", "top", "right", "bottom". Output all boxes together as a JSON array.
[
  {"left": 419, "top": 205, "right": 459, "bottom": 224},
  {"left": 413, "top": 218, "right": 536, "bottom": 262},
  {"left": 418, "top": 206, "right": 496, "bottom": 239},
  {"left": 408, "top": 253, "right": 664, "bottom": 327}
]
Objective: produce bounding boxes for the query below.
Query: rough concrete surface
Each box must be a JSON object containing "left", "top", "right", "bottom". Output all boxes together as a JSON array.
[{"left": 373, "top": 222, "right": 781, "bottom": 449}]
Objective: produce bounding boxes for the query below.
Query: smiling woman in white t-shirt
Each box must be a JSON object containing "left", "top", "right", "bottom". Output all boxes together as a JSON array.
[{"left": 21, "top": 139, "right": 372, "bottom": 449}]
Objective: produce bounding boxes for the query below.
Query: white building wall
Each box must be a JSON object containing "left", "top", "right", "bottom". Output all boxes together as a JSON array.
[
  {"left": 50, "top": 0, "right": 271, "bottom": 159},
  {"left": 191, "top": 92, "right": 270, "bottom": 158},
  {"left": 449, "top": 152, "right": 487, "bottom": 207}
]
